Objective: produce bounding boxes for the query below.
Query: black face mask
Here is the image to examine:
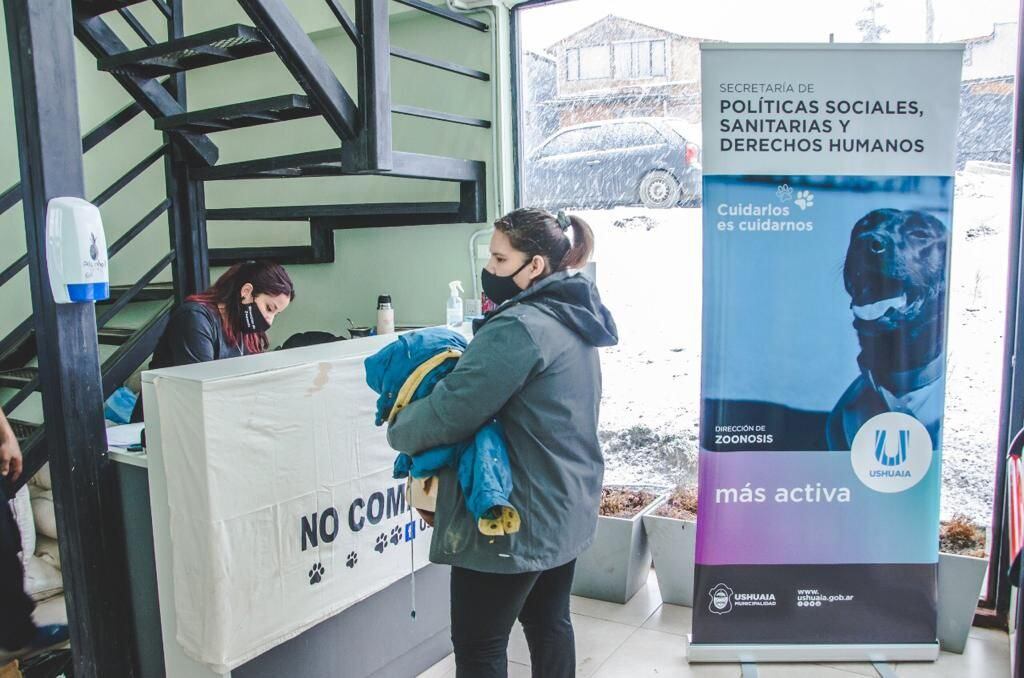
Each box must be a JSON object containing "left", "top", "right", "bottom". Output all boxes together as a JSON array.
[
  {"left": 481, "top": 259, "right": 532, "bottom": 307},
  {"left": 241, "top": 301, "right": 271, "bottom": 334}
]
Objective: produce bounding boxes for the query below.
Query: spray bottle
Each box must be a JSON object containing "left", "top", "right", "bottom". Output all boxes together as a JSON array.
[{"left": 446, "top": 281, "right": 464, "bottom": 328}]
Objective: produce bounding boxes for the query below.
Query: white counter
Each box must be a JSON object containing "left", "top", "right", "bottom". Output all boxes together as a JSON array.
[{"left": 141, "top": 334, "right": 437, "bottom": 675}]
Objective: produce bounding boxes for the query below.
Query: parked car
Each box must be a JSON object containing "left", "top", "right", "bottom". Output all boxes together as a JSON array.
[{"left": 523, "top": 117, "right": 702, "bottom": 209}]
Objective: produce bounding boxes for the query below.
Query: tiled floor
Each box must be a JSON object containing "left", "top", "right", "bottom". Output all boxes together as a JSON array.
[{"left": 417, "top": 572, "right": 1012, "bottom": 678}]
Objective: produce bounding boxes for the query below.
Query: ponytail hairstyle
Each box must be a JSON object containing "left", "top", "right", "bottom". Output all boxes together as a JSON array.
[
  {"left": 187, "top": 260, "right": 295, "bottom": 354},
  {"left": 493, "top": 207, "right": 594, "bottom": 277}
]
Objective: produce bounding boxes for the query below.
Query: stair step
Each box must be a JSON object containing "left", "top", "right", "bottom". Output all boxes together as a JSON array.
[
  {"left": 98, "top": 327, "right": 136, "bottom": 346},
  {"left": 75, "top": 0, "right": 149, "bottom": 17},
  {"left": 209, "top": 246, "right": 326, "bottom": 267},
  {"left": 0, "top": 319, "right": 35, "bottom": 371},
  {"left": 8, "top": 419, "right": 40, "bottom": 445},
  {"left": 206, "top": 201, "right": 462, "bottom": 222},
  {"left": 0, "top": 367, "right": 38, "bottom": 390},
  {"left": 97, "top": 24, "right": 272, "bottom": 77},
  {"left": 155, "top": 95, "right": 318, "bottom": 134},
  {"left": 194, "top": 150, "right": 484, "bottom": 182},
  {"left": 98, "top": 282, "right": 175, "bottom": 306}
]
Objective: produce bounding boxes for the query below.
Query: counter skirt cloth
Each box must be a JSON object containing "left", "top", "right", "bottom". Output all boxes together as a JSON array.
[{"left": 147, "top": 337, "right": 433, "bottom": 673}]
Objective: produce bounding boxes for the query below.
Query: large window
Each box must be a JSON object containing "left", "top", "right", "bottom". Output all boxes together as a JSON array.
[
  {"left": 566, "top": 45, "right": 611, "bottom": 80},
  {"left": 517, "top": 0, "right": 1018, "bottom": 556},
  {"left": 614, "top": 39, "right": 667, "bottom": 79},
  {"left": 603, "top": 122, "right": 665, "bottom": 148},
  {"left": 536, "top": 126, "right": 602, "bottom": 157}
]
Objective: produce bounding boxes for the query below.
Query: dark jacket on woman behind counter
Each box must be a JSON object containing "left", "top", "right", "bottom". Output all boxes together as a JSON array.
[
  {"left": 130, "top": 302, "right": 243, "bottom": 422},
  {"left": 150, "top": 301, "right": 244, "bottom": 368},
  {"left": 387, "top": 270, "right": 618, "bottom": 574}
]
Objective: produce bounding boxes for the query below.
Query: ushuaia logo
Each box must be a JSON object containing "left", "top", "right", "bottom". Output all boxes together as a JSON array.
[
  {"left": 709, "top": 583, "right": 734, "bottom": 615},
  {"left": 708, "top": 583, "right": 777, "bottom": 614},
  {"left": 874, "top": 429, "right": 909, "bottom": 467},
  {"left": 852, "top": 412, "right": 933, "bottom": 493}
]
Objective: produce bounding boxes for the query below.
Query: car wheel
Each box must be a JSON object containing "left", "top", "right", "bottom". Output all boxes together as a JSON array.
[{"left": 639, "top": 171, "right": 681, "bottom": 209}]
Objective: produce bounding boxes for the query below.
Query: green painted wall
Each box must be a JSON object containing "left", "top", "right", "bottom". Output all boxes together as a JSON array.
[{"left": 0, "top": 2, "right": 505, "bottom": 356}]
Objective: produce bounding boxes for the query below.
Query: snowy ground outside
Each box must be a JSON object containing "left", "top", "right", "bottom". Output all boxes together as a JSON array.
[{"left": 588, "top": 163, "right": 1010, "bottom": 524}]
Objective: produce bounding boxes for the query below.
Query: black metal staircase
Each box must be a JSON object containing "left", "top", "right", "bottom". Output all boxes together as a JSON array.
[
  {"left": 155, "top": 94, "right": 319, "bottom": 133},
  {"left": 3, "top": 0, "right": 491, "bottom": 497},
  {"left": 81, "top": 0, "right": 490, "bottom": 263},
  {"left": 3, "top": 1, "right": 492, "bottom": 673},
  {"left": 96, "top": 24, "right": 274, "bottom": 77},
  {"left": 0, "top": 92, "right": 178, "bottom": 492}
]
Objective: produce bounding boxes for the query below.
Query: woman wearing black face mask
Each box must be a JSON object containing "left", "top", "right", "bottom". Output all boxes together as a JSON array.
[
  {"left": 387, "top": 208, "right": 618, "bottom": 678},
  {"left": 130, "top": 260, "right": 295, "bottom": 422}
]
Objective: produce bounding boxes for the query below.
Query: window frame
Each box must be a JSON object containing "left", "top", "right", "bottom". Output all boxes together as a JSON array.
[
  {"left": 565, "top": 44, "right": 611, "bottom": 81},
  {"left": 511, "top": 0, "right": 1024, "bottom": 629},
  {"left": 602, "top": 121, "right": 668, "bottom": 149},
  {"left": 612, "top": 38, "right": 669, "bottom": 80},
  {"left": 534, "top": 126, "right": 603, "bottom": 158}
]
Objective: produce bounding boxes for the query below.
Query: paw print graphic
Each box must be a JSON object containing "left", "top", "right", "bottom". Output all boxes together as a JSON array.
[
  {"left": 794, "top": 190, "right": 814, "bottom": 210},
  {"left": 776, "top": 183, "right": 793, "bottom": 202},
  {"left": 390, "top": 526, "right": 403, "bottom": 546},
  {"left": 308, "top": 562, "right": 325, "bottom": 585},
  {"left": 346, "top": 551, "right": 358, "bottom": 569},
  {"left": 375, "top": 533, "right": 388, "bottom": 554}
]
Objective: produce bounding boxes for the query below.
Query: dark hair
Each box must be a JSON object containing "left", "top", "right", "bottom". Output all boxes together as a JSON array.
[
  {"left": 188, "top": 260, "right": 295, "bottom": 354},
  {"left": 493, "top": 208, "right": 594, "bottom": 275}
]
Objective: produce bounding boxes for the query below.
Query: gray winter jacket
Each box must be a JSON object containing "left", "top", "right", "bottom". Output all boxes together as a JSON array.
[{"left": 387, "top": 271, "right": 618, "bottom": 574}]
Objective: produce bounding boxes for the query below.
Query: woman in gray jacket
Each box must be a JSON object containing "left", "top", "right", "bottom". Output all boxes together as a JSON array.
[{"left": 388, "top": 208, "right": 617, "bottom": 678}]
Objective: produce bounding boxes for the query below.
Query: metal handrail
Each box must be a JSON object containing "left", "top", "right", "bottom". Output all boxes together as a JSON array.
[
  {"left": 0, "top": 95, "right": 151, "bottom": 216},
  {"left": 0, "top": 255, "right": 27, "bottom": 288},
  {"left": 0, "top": 80, "right": 172, "bottom": 219},
  {"left": 1, "top": 194, "right": 172, "bottom": 416},
  {"left": 92, "top": 145, "right": 167, "bottom": 206},
  {"left": 119, "top": 7, "right": 157, "bottom": 47},
  {"left": 392, "top": 0, "right": 489, "bottom": 31},
  {"left": 150, "top": 0, "right": 172, "bottom": 19},
  {"left": 323, "top": 0, "right": 360, "bottom": 47},
  {"left": 107, "top": 199, "right": 172, "bottom": 258},
  {"left": 0, "top": 147, "right": 167, "bottom": 291},
  {"left": 390, "top": 46, "right": 490, "bottom": 81},
  {"left": 96, "top": 250, "right": 175, "bottom": 329}
]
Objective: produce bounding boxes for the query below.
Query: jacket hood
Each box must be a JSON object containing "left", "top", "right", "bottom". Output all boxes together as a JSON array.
[{"left": 475, "top": 271, "right": 618, "bottom": 347}]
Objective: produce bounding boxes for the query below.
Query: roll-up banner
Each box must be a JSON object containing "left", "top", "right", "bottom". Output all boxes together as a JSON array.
[{"left": 692, "top": 44, "right": 963, "bottom": 663}]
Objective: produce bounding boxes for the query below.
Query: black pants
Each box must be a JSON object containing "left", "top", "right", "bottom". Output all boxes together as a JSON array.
[
  {"left": 450, "top": 559, "right": 576, "bottom": 678},
  {"left": 0, "top": 482, "right": 36, "bottom": 651}
]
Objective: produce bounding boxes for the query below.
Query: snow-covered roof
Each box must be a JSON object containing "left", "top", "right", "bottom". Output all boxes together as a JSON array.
[
  {"left": 544, "top": 14, "right": 711, "bottom": 52},
  {"left": 960, "top": 21, "right": 1017, "bottom": 45}
]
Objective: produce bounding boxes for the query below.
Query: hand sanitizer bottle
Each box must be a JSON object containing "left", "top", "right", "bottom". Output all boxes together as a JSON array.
[{"left": 446, "top": 281, "right": 464, "bottom": 327}]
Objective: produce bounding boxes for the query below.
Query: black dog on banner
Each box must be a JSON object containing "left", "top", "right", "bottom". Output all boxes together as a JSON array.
[{"left": 826, "top": 208, "right": 949, "bottom": 450}]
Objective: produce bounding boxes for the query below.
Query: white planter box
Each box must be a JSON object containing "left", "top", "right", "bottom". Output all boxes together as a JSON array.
[
  {"left": 642, "top": 497, "right": 697, "bottom": 607},
  {"left": 571, "top": 493, "right": 664, "bottom": 604},
  {"left": 937, "top": 551, "right": 987, "bottom": 654}
]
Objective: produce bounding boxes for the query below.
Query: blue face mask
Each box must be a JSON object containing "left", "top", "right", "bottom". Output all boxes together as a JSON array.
[{"left": 481, "top": 259, "right": 532, "bottom": 306}]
